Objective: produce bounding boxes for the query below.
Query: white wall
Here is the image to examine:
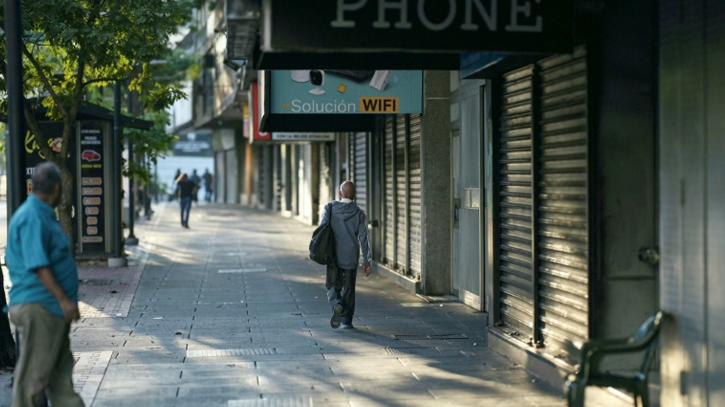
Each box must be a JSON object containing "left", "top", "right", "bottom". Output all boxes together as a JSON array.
[{"left": 659, "top": 1, "right": 725, "bottom": 406}]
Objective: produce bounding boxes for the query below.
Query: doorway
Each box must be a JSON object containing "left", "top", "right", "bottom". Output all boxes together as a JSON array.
[{"left": 452, "top": 88, "right": 484, "bottom": 310}]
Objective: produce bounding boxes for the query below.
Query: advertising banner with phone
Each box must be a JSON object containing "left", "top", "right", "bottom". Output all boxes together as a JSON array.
[{"left": 270, "top": 70, "right": 423, "bottom": 114}]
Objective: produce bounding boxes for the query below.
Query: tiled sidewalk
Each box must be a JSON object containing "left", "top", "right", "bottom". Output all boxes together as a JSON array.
[{"left": 1, "top": 201, "right": 635, "bottom": 407}]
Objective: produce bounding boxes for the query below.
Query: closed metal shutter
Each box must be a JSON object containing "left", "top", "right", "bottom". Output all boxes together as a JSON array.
[
  {"left": 255, "top": 146, "right": 265, "bottom": 208},
  {"left": 225, "top": 149, "right": 238, "bottom": 204},
  {"left": 496, "top": 47, "right": 589, "bottom": 354},
  {"left": 215, "top": 151, "right": 225, "bottom": 203},
  {"left": 273, "top": 145, "right": 282, "bottom": 211},
  {"left": 384, "top": 116, "right": 396, "bottom": 266},
  {"left": 536, "top": 47, "right": 589, "bottom": 355},
  {"left": 498, "top": 65, "right": 536, "bottom": 338},
  {"left": 264, "top": 145, "right": 274, "bottom": 209},
  {"left": 319, "top": 143, "right": 333, "bottom": 219},
  {"left": 353, "top": 132, "right": 368, "bottom": 212},
  {"left": 395, "top": 115, "right": 408, "bottom": 271},
  {"left": 300, "top": 145, "right": 313, "bottom": 221},
  {"left": 408, "top": 114, "right": 422, "bottom": 278}
]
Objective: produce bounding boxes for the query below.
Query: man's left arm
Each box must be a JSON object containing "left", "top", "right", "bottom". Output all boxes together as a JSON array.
[{"left": 358, "top": 214, "right": 372, "bottom": 276}]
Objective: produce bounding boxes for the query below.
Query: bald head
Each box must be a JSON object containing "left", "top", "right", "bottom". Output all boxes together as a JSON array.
[
  {"left": 339, "top": 181, "right": 356, "bottom": 200},
  {"left": 32, "top": 161, "right": 63, "bottom": 207}
]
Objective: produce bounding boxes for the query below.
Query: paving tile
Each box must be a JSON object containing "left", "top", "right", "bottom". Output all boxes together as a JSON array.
[{"left": 62, "top": 203, "right": 634, "bottom": 407}]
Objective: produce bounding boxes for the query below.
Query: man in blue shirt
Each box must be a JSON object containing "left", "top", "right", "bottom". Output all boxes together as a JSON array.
[{"left": 6, "top": 162, "right": 84, "bottom": 407}]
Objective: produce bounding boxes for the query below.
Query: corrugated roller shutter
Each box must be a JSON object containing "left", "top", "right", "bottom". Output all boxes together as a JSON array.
[
  {"left": 354, "top": 132, "right": 368, "bottom": 211},
  {"left": 536, "top": 47, "right": 589, "bottom": 356},
  {"left": 255, "top": 147, "right": 265, "bottom": 207},
  {"left": 264, "top": 145, "right": 274, "bottom": 209},
  {"left": 384, "top": 116, "right": 396, "bottom": 266},
  {"left": 395, "top": 115, "right": 408, "bottom": 271},
  {"left": 319, "top": 144, "right": 333, "bottom": 219},
  {"left": 498, "top": 65, "right": 536, "bottom": 337},
  {"left": 274, "top": 146, "right": 282, "bottom": 211},
  {"left": 408, "top": 114, "right": 422, "bottom": 277}
]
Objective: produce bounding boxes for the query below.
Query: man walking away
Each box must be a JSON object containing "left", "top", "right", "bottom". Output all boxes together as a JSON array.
[
  {"left": 176, "top": 173, "right": 196, "bottom": 228},
  {"left": 6, "top": 161, "right": 85, "bottom": 407},
  {"left": 319, "top": 181, "right": 371, "bottom": 329},
  {"left": 190, "top": 169, "right": 201, "bottom": 204},
  {"left": 202, "top": 168, "right": 213, "bottom": 202}
]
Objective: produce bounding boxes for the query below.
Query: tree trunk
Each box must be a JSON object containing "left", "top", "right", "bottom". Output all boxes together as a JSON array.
[
  {"left": 0, "top": 272, "right": 17, "bottom": 370},
  {"left": 57, "top": 161, "right": 75, "bottom": 250}
]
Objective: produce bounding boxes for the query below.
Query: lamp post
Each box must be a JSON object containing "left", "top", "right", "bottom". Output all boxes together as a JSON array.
[
  {"left": 5, "top": 0, "right": 26, "bottom": 220},
  {"left": 108, "top": 81, "right": 127, "bottom": 267},
  {"left": 125, "top": 86, "right": 138, "bottom": 245}
]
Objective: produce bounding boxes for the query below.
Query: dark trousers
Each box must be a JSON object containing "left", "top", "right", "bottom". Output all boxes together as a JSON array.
[
  {"left": 180, "top": 196, "right": 192, "bottom": 226},
  {"left": 326, "top": 265, "right": 357, "bottom": 324}
]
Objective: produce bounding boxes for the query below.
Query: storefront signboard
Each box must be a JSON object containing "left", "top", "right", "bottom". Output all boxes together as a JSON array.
[
  {"left": 79, "top": 122, "right": 105, "bottom": 253},
  {"left": 262, "top": 0, "right": 573, "bottom": 54},
  {"left": 272, "top": 133, "right": 336, "bottom": 142},
  {"left": 269, "top": 70, "right": 423, "bottom": 114}
]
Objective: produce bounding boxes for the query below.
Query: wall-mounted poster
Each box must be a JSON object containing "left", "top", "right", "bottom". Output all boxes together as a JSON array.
[{"left": 79, "top": 122, "right": 105, "bottom": 253}]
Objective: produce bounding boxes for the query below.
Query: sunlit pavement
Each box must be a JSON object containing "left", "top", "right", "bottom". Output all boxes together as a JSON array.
[{"left": 5, "top": 201, "right": 632, "bottom": 407}]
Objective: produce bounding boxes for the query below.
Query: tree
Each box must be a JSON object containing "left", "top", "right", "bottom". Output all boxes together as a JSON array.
[
  {"left": 0, "top": 0, "right": 198, "bottom": 370},
  {"left": 0, "top": 0, "right": 196, "bottom": 242}
]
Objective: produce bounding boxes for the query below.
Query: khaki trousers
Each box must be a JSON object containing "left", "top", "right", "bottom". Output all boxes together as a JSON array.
[{"left": 9, "top": 303, "right": 85, "bottom": 407}]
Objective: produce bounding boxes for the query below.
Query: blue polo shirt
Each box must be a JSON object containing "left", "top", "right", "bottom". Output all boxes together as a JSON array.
[{"left": 6, "top": 195, "right": 79, "bottom": 317}]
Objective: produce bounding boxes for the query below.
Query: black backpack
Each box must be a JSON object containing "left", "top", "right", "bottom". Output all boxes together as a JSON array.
[{"left": 309, "top": 203, "right": 335, "bottom": 265}]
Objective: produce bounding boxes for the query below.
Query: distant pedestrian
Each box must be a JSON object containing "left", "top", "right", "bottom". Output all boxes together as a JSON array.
[
  {"left": 170, "top": 168, "right": 181, "bottom": 201},
  {"left": 176, "top": 173, "right": 196, "bottom": 228},
  {"left": 190, "top": 169, "right": 201, "bottom": 204},
  {"left": 319, "top": 181, "right": 371, "bottom": 329},
  {"left": 202, "top": 168, "right": 213, "bottom": 202},
  {"left": 6, "top": 161, "right": 85, "bottom": 407}
]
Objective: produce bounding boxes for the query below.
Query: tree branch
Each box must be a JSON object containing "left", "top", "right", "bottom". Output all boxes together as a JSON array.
[
  {"left": 22, "top": 99, "right": 57, "bottom": 164},
  {"left": 82, "top": 77, "right": 127, "bottom": 87},
  {"left": 21, "top": 44, "right": 69, "bottom": 119},
  {"left": 61, "top": 59, "right": 87, "bottom": 159}
]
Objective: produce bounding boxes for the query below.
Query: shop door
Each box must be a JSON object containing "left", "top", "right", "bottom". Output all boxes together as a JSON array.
[{"left": 454, "top": 92, "right": 483, "bottom": 310}]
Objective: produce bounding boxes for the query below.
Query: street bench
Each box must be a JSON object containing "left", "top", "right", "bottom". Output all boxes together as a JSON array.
[{"left": 566, "top": 311, "right": 668, "bottom": 407}]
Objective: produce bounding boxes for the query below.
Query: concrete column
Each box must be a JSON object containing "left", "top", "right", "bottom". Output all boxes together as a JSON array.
[{"left": 420, "top": 71, "right": 452, "bottom": 295}]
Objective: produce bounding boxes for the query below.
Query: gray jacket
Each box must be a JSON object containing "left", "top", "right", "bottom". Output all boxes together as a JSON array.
[{"left": 320, "top": 200, "right": 371, "bottom": 270}]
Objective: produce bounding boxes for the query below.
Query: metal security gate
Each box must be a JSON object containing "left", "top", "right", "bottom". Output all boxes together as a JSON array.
[
  {"left": 318, "top": 143, "right": 333, "bottom": 218},
  {"left": 408, "top": 114, "right": 422, "bottom": 278},
  {"left": 225, "top": 149, "right": 238, "bottom": 204},
  {"left": 380, "top": 114, "right": 421, "bottom": 277},
  {"left": 215, "top": 151, "right": 225, "bottom": 203},
  {"left": 263, "top": 145, "right": 273, "bottom": 209},
  {"left": 395, "top": 115, "right": 407, "bottom": 272},
  {"left": 495, "top": 47, "right": 589, "bottom": 356},
  {"left": 498, "top": 65, "right": 536, "bottom": 337},
  {"left": 352, "top": 132, "right": 368, "bottom": 212},
  {"left": 384, "top": 116, "right": 396, "bottom": 266},
  {"left": 273, "top": 145, "right": 282, "bottom": 212},
  {"left": 536, "top": 48, "right": 589, "bottom": 355}
]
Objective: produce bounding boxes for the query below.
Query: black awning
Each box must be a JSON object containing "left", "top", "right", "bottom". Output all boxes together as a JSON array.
[
  {"left": 1, "top": 100, "right": 154, "bottom": 130},
  {"left": 260, "top": 113, "right": 376, "bottom": 133},
  {"left": 254, "top": 52, "right": 460, "bottom": 70}
]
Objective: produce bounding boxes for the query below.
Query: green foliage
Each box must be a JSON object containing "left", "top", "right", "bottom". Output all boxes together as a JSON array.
[
  {"left": 123, "top": 110, "right": 179, "bottom": 184},
  {"left": 0, "top": 0, "right": 197, "bottom": 119},
  {"left": 0, "top": 0, "right": 197, "bottom": 238}
]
